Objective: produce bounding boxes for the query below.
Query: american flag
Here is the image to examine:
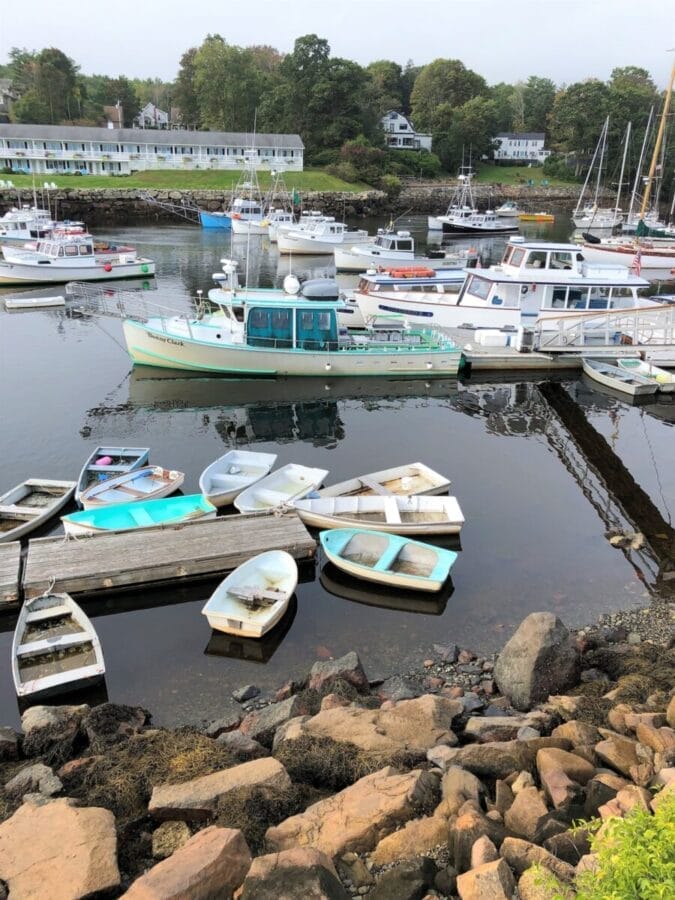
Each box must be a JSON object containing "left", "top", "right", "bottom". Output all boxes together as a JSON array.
[{"left": 631, "top": 248, "right": 642, "bottom": 276}]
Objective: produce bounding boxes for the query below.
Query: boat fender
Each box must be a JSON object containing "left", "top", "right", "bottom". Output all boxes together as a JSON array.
[
  {"left": 95, "top": 456, "right": 113, "bottom": 466},
  {"left": 103, "top": 263, "right": 113, "bottom": 272}
]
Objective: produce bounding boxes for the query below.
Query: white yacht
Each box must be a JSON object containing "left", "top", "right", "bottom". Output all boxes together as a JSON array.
[
  {"left": 352, "top": 238, "right": 658, "bottom": 332},
  {"left": 0, "top": 206, "right": 56, "bottom": 244},
  {"left": 277, "top": 217, "right": 368, "bottom": 255}
]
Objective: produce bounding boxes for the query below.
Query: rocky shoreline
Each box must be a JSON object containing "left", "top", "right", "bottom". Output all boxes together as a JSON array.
[
  {"left": 0, "top": 603, "right": 672, "bottom": 899},
  {"left": 0, "top": 183, "right": 589, "bottom": 226}
]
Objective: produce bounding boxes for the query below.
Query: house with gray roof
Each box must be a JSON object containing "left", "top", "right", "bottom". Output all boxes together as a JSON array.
[
  {"left": 0, "top": 124, "right": 304, "bottom": 175},
  {"left": 493, "top": 132, "right": 550, "bottom": 163}
]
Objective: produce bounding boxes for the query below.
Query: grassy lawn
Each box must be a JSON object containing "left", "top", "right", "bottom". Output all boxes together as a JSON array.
[
  {"left": 1, "top": 167, "right": 370, "bottom": 193},
  {"left": 473, "top": 164, "right": 575, "bottom": 188}
]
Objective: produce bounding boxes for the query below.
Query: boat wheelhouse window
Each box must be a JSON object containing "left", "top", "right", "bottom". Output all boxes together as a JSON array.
[
  {"left": 525, "top": 251, "right": 547, "bottom": 269},
  {"left": 609, "top": 287, "right": 634, "bottom": 308},
  {"left": 79, "top": 245, "right": 92, "bottom": 256},
  {"left": 271, "top": 309, "right": 291, "bottom": 332},
  {"left": 65, "top": 244, "right": 78, "bottom": 256},
  {"left": 58, "top": 246, "right": 65, "bottom": 257},
  {"left": 466, "top": 276, "right": 491, "bottom": 301},
  {"left": 295, "top": 308, "right": 338, "bottom": 350},
  {"left": 551, "top": 287, "right": 567, "bottom": 308},
  {"left": 397, "top": 240, "right": 413, "bottom": 251},
  {"left": 550, "top": 251, "right": 573, "bottom": 270},
  {"left": 509, "top": 248, "right": 526, "bottom": 267},
  {"left": 588, "top": 286, "right": 610, "bottom": 309},
  {"left": 566, "top": 288, "right": 589, "bottom": 310}
]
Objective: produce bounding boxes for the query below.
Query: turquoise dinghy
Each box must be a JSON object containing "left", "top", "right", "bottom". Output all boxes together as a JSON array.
[
  {"left": 63, "top": 493, "right": 216, "bottom": 536},
  {"left": 320, "top": 528, "right": 457, "bottom": 592}
]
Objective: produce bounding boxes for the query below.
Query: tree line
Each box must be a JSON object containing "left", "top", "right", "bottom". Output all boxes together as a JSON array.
[{"left": 2, "top": 37, "right": 671, "bottom": 197}]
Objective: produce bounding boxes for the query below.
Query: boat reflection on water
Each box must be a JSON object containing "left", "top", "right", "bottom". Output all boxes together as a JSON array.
[
  {"left": 319, "top": 562, "right": 455, "bottom": 615},
  {"left": 204, "top": 595, "right": 298, "bottom": 663}
]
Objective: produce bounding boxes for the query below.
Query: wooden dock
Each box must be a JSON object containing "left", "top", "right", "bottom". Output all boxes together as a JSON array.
[
  {"left": 0, "top": 542, "right": 21, "bottom": 604},
  {"left": 20, "top": 512, "right": 316, "bottom": 602}
]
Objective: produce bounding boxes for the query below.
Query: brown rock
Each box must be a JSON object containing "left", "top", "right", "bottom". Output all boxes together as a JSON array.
[
  {"left": 0, "top": 798, "right": 120, "bottom": 899},
  {"left": 614, "top": 785, "right": 652, "bottom": 815},
  {"left": 511, "top": 771, "right": 535, "bottom": 795},
  {"left": 265, "top": 767, "right": 438, "bottom": 858},
  {"left": 536, "top": 748, "right": 594, "bottom": 809},
  {"left": 440, "top": 766, "right": 485, "bottom": 816},
  {"left": 456, "top": 859, "right": 515, "bottom": 900},
  {"left": 370, "top": 813, "right": 450, "bottom": 865},
  {"left": 493, "top": 780, "right": 515, "bottom": 817},
  {"left": 636, "top": 723, "right": 675, "bottom": 754},
  {"left": 624, "top": 712, "right": 666, "bottom": 731},
  {"left": 240, "top": 697, "right": 311, "bottom": 747},
  {"left": 241, "top": 847, "right": 348, "bottom": 899},
  {"left": 431, "top": 741, "right": 535, "bottom": 779},
  {"left": 551, "top": 720, "right": 601, "bottom": 745},
  {"left": 307, "top": 651, "right": 369, "bottom": 694},
  {"left": 499, "top": 837, "right": 575, "bottom": 883},
  {"left": 320, "top": 694, "right": 350, "bottom": 711},
  {"left": 584, "top": 772, "right": 628, "bottom": 818},
  {"left": 543, "top": 828, "right": 591, "bottom": 865},
  {"left": 149, "top": 757, "right": 291, "bottom": 821},
  {"left": 518, "top": 866, "right": 575, "bottom": 899},
  {"left": 607, "top": 704, "right": 633, "bottom": 734},
  {"left": 463, "top": 716, "right": 535, "bottom": 743},
  {"left": 666, "top": 695, "right": 675, "bottom": 729},
  {"left": 652, "top": 767, "right": 675, "bottom": 787},
  {"left": 451, "top": 807, "right": 505, "bottom": 873},
  {"left": 125, "top": 826, "right": 251, "bottom": 899},
  {"left": 470, "top": 835, "right": 498, "bottom": 868},
  {"left": 595, "top": 734, "right": 640, "bottom": 777},
  {"left": 277, "top": 695, "right": 461, "bottom": 758},
  {"left": 152, "top": 821, "right": 192, "bottom": 859},
  {"left": 504, "top": 787, "right": 549, "bottom": 841}
]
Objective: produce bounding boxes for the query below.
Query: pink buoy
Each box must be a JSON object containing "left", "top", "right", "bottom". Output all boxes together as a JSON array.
[{"left": 94, "top": 455, "right": 113, "bottom": 466}]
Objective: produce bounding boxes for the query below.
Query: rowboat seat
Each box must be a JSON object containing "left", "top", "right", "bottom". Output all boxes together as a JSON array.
[
  {"left": 383, "top": 496, "right": 402, "bottom": 524},
  {"left": 17, "top": 631, "right": 92, "bottom": 657},
  {"left": 129, "top": 508, "right": 155, "bottom": 527},
  {"left": 25, "top": 604, "right": 71, "bottom": 623},
  {"left": 358, "top": 476, "right": 390, "bottom": 495}
]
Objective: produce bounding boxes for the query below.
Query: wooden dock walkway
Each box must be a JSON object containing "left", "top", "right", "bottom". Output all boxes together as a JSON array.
[
  {"left": 0, "top": 542, "right": 21, "bottom": 604},
  {"left": 20, "top": 512, "right": 316, "bottom": 602}
]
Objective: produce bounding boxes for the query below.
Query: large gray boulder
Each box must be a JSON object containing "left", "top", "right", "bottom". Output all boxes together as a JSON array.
[{"left": 494, "top": 613, "right": 579, "bottom": 711}]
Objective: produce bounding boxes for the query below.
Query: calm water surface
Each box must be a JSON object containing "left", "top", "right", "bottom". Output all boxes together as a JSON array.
[{"left": 1, "top": 211, "right": 673, "bottom": 727}]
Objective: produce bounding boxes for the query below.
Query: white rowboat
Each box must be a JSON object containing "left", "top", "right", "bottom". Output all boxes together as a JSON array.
[
  {"left": 12, "top": 592, "right": 105, "bottom": 699},
  {"left": 199, "top": 450, "right": 278, "bottom": 508},
  {"left": 4, "top": 295, "right": 65, "bottom": 310},
  {"left": 201, "top": 550, "right": 298, "bottom": 638},
  {"left": 80, "top": 466, "right": 185, "bottom": 509},
  {"left": 318, "top": 462, "right": 450, "bottom": 499},
  {"left": 292, "top": 495, "right": 465, "bottom": 535},
  {"left": 75, "top": 446, "right": 150, "bottom": 506},
  {"left": 0, "top": 479, "right": 76, "bottom": 543},
  {"left": 616, "top": 358, "right": 675, "bottom": 392},
  {"left": 234, "top": 464, "right": 329, "bottom": 514},
  {"left": 582, "top": 358, "right": 659, "bottom": 397}
]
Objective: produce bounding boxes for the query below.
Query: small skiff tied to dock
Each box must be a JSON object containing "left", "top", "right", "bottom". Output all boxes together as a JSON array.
[
  {"left": 75, "top": 446, "right": 150, "bottom": 506},
  {"left": 12, "top": 592, "right": 105, "bottom": 699},
  {"left": 62, "top": 494, "right": 216, "bottom": 536},
  {"left": 80, "top": 466, "right": 184, "bottom": 509},
  {"left": 616, "top": 358, "right": 675, "bottom": 392},
  {"left": 201, "top": 550, "right": 298, "bottom": 638},
  {"left": 0, "top": 479, "right": 76, "bottom": 543},
  {"left": 320, "top": 528, "right": 458, "bottom": 592},
  {"left": 317, "top": 462, "right": 450, "bottom": 499},
  {"left": 234, "top": 464, "right": 329, "bottom": 514},
  {"left": 199, "top": 450, "right": 278, "bottom": 508},
  {"left": 4, "top": 294, "right": 65, "bottom": 310},
  {"left": 582, "top": 358, "right": 659, "bottom": 397},
  {"left": 292, "top": 495, "right": 465, "bottom": 535}
]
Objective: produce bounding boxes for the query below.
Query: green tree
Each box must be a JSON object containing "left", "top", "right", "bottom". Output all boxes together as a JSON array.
[
  {"left": 489, "top": 82, "right": 517, "bottom": 133},
  {"left": 410, "top": 58, "right": 487, "bottom": 133},
  {"left": 10, "top": 47, "right": 80, "bottom": 123},
  {"left": 548, "top": 79, "right": 610, "bottom": 161},
  {"left": 366, "top": 60, "right": 404, "bottom": 117},
  {"left": 173, "top": 47, "right": 200, "bottom": 127},
  {"left": 522, "top": 75, "right": 556, "bottom": 132},
  {"left": 400, "top": 60, "right": 422, "bottom": 114}
]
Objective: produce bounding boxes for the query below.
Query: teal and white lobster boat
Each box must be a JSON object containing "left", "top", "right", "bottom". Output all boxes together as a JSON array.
[
  {"left": 62, "top": 493, "right": 216, "bottom": 536},
  {"left": 120, "top": 261, "right": 462, "bottom": 377},
  {"left": 320, "top": 528, "right": 457, "bottom": 592}
]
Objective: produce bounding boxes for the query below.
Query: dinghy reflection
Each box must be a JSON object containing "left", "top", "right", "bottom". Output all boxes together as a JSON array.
[
  {"left": 319, "top": 562, "right": 454, "bottom": 615},
  {"left": 204, "top": 595, "right": 297, "bottom": 663}
]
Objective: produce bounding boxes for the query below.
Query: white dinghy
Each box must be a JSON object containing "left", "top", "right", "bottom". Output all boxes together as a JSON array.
[
  {"left": 0, "top": 479, "right": 76, "bottom": 543},
  {"left": 582, "top": 358, "right": 659, "bottom": 398},
  {"left": 616, "top": 358, "right": 675, "bottom": 392},
  {"left": 318, "top": 462, "right": 450, "bottom": 499},
  {"left": 201, "top": 550, "right": 298, "bottom": 638},
  {"left": 75, "top": 446, "right": 150, "bottom": 505},
  {"left": 80, "top": 466, "right": 184, "bottom": 509},
  {"left": 234, "top": 464, "right": 329, "bottom": 514},
  {"left": 199, "top": 450, "right": 278, "bottom": 508},
  {"left": 292, "top": 495, "right": 465, "bottom": 535},
  {"left": 12, "top": 592, "right": 105, "bottom": 699}
]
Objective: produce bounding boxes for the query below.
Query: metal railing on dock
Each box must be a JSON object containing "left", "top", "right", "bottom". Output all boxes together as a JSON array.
[{"left": 533, "top": 304, "right": 675, "bottom": 353}]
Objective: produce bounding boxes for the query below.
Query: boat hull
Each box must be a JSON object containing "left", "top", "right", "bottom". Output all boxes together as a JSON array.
[
  {"left": 582, "top": 359, "right": 659, "bottom": 397},
  {"left": 334, "top": 248, "right": 453, "bottom": 272},
  {"left": 354, "top": 290, "right": 521, "bottom": 330},
  {"left": 199, "top": 450, "right": 278, "bottom": 508},
  {"left": 63, "top": 494, "right": 216, "bottom": 535},
  {"left": 0, "top": 479, "right": 76, "bottom": 543},
  {"left": 122, "top": 320, "right": 462, "bottom": 377},
  {"left": 230, "top": 217, "right": 268, "bottom": 235},
  {"left": 582, "top": 243, "right": 675, "bottom": 274},
  {"left": 440, "top": 222, "right": 518, "bottom": 234},
  {"left": 293, "top": 497, "right": 464, "bottom": 535},
  {"left": 0, "top": 258, "right": 155, "bottom": 285},
  {"left": 199, "top": 211, "right": 231, "bottom": 229},
  {"left": 80, "top": 467, "right": 185, "bottom": 509}
]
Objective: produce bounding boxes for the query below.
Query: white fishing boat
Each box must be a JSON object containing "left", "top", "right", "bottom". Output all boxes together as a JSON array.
[
  {"left": 495, "top": 201, "right": 520, "bottom": 217},
  {"left": 201, "top": 550, "right": 298, "bottom": 638},
  {"left": 79, "top": 466, "right": 185, "bottom": 509},
  {"left": 4, "top": 294, "right": 65, "bottom": 310},
  {"left": 292, "top": 494, "right": 465, "bottom": 535},
  {"left": 616, "top": 358, "right": 675, "bottom": 392},
  {"left": 199, "top": 450, "right": 278, "bottom": 508},
  {"left": 226, "top": 150, "right": 268, "bottom": 235},
  {"left": 234, "top": 464, "right": 329, "bottom": 514},
  {"left": 12, "top": 591, "right": 105, "bottom": 699},
  {"left": 318, "top": 462, "right": 450, "bottom": 498},
  {"left": 0, "top": 230, "right": 155, "bottom": 285},
  {"left": 0, "top": 205, "right": 55, "bottom": 244},
  {"left": 320, "top": 528, "right": 457, "bottom": 592},
  {"left": 278, "top": 217, "right": 369, "bottom": 255},
  {"left": 0, "top": 479, "right": 76, "bottom": 543},
  {"left": 582, "top": 358, "right": 659, "bottom": 397},
  {"left": 75, "top": 446, "right": 150, "bottom": 506},
  {"left": 429, "top": 169, "right": 518, "bottom": 235},
  {"left": 272, "top": 210, "right": 327, "bottom": 243},
  {"left": 334, "top": 229, "right": 478, "bottom": 273}
]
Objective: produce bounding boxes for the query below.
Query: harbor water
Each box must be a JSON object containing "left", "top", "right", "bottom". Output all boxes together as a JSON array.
[{"left": 1, "top": 210, "right": 674, "bottom": 727}]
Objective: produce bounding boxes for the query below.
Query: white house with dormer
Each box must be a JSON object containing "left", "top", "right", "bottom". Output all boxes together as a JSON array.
[
  {"left": 493, "top": 132, "right": 551, "bottom": 162},
  {"left": 136, "top": 102, "right": 170, "bottom": 129},
  {"left": 381, "top": 111, "right": 432, "bottom": 151}
]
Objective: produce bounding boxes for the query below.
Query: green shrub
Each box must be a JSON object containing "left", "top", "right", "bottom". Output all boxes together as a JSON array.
[
  {"left": 543, "top": 153, "right": 580, "bottom": 182},
  {"left": 378, "top": 174, "right": 402, "bottom": 199},
  {"left": 576, "top": 791, "right": 675, "bottom": 899},
  {"left": 327, "top": 161, "right": 360, "bottom": 184}
]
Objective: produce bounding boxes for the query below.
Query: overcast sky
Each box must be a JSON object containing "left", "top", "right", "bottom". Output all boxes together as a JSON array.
[{"left": 1, "top": 0, "right": 672, "bottom": 88}]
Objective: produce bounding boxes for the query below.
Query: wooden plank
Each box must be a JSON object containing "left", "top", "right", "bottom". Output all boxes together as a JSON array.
[
  {"left": 23, "top": 512, "right": 316, "bottom": 598},
  {"left": 0, "top": 542, "right": 21, "bottom": 605}
]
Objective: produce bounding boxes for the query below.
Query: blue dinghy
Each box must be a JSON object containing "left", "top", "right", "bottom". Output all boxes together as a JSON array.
[
  {"left": 63, "top": 493, "right": 216, "bottom": 536},
  {"left": 199, "top": 210, "right": 231, "bottom": 230},
  {"left": 320, "top": 528, "right": 457, "bottom": 592}
]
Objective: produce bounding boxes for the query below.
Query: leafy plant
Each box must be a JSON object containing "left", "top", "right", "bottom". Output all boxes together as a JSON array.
[{"left": 576, "top": 791, "right": 675, "bottom": 899}]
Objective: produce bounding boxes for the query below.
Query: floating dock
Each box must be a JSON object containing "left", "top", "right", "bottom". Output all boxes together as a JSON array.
[
  {"left": 19, "top": 512, "right": 316, "bottom": 602},
  {"left": 0, "top": 542, "right": 21, "bottom": 604}
]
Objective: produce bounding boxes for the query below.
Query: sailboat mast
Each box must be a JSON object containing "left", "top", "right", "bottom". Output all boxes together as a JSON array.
[
  {"left": 639, "top": 60, "right": 675, "bottom": 218},
  {"left": 613, "top": 121, "right": 631, "bottom": 226},
  {"left": 574, "top": 119, "right": 606, "bottom": 216},
  {"left": 593, "top": 117, "right": 608, "bottom": 208},
  {"left": 628, "top": 106, "right": 654, "bottom": 222}
]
